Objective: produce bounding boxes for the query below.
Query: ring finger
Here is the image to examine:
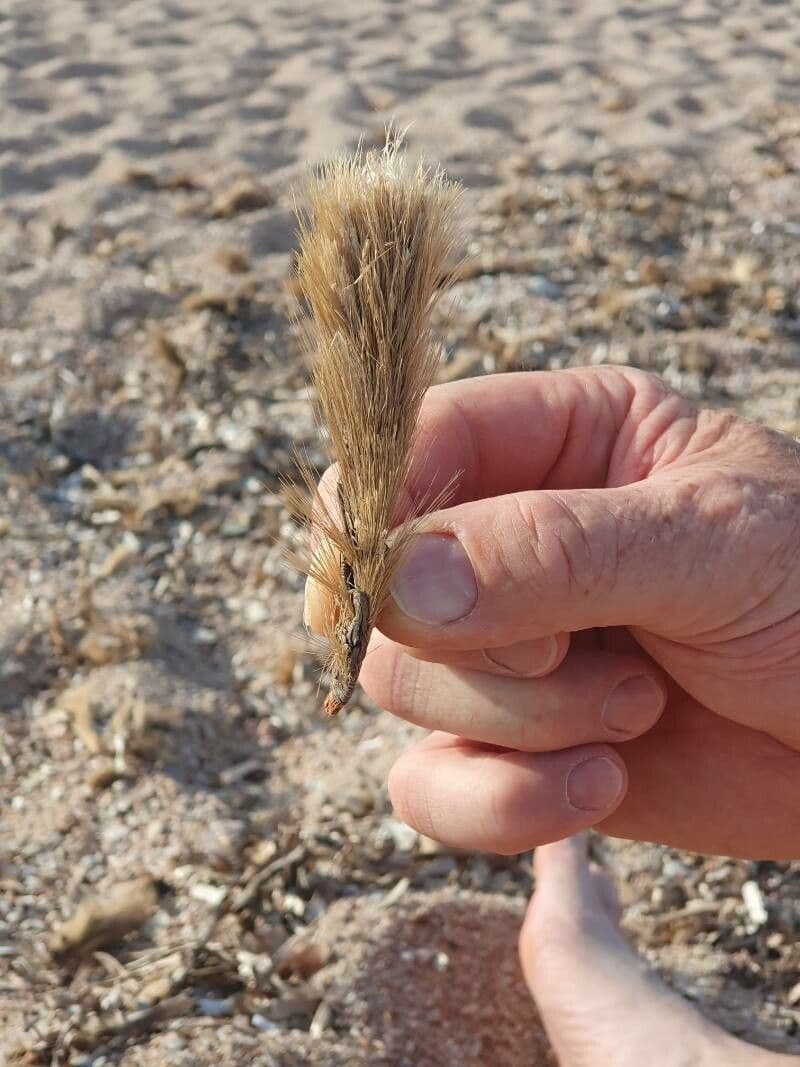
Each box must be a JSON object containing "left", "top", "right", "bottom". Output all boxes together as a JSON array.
[{"left": 388, "top": 732, "right": 628, "bottom": 854}]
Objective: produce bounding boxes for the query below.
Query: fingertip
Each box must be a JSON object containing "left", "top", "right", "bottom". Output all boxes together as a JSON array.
[
  {"left": 565, "top": 753, "right": 626, "bottom": 813},
  {"left": 601, "top": 672, "right": 667, "bottom": 738},
  {"left": 387, "top": 733, "right": 469, "bottom": 840},
  {"left": 387, "top": 745, "right": 441, "bottom": 842},
  {"left": 386, "top": 752, "right": 410, "bottom": 821},
  {"left": 519, "top": 833, "right": 594, "bottom": 985},
  {"left": 488, "top": 748, "right": 627, "bottom": 854},
  {"left": 484, "top": 632, "right": 570, "bottom": 678},
  {"left": 388, "top": 741, "right": 629, "bottom": 855},
  {"left": 302, "top": 573, "right": 327, "bottom": 633},
  {"left": 532, "top": 833, "right": 589, "bottom": 881}
]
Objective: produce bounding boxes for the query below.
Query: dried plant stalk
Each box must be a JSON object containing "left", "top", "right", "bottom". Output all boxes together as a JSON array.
[{"left": 289, "top": 136, "right": 461, "bottom": 715}]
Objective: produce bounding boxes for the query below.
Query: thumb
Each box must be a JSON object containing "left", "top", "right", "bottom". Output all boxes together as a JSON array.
[{"left": 378, "top": 475, "right": 725, "bottom": 651}]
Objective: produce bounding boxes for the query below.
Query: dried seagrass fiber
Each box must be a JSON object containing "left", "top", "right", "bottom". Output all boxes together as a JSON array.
[{"left": 288, "top": 136, "right": 462, "bottom": 715}]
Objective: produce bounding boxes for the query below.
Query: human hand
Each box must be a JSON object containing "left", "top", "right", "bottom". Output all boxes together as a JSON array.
[
  {"left": 515, "top": 836, "right": 764, "bottom": 1065},
  {"left": 306, "top": 367, "right": 800, "bottom": 858}
]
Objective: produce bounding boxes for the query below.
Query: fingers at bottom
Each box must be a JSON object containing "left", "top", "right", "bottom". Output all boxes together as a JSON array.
[{"left": 387, "top": 733, "right": 627, "bottom": 855}]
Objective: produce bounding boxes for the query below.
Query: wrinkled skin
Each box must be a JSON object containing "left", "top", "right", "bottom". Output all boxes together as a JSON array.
[{"left": 307, "top": 367, "right": 800, "bottom": 858}]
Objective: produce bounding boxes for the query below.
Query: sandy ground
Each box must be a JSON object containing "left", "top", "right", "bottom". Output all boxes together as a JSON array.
[{"left": 1, "top": 1, "right": 800, "bottom": 1064}]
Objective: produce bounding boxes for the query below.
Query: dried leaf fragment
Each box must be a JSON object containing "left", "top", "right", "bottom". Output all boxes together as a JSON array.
[
  {"left": 181, "top": 289, "right": 233, "bottom": 313},
  {"left": 213, "top": 246, "right": 251, "bottom": 273},
  {"left": 62, "top": 682, "right": 102, "bottom": 754},
  {"left": 272, "top": 932, "right": 330, "bottom": 979},
  {"left": 49, "top": 876, "right": 158, "bottom": 959},
  {"left": 149, "top": 325, "right": 187, "bottom": 390},
  {"left": 210, "top": 178, "right": 273, "bottom": 217},
  {"left": 76, "top": 609, "right": 154, "bottom": 666},
  {"left": 95, "top": 537, "right": 138, "bottom": 579}
]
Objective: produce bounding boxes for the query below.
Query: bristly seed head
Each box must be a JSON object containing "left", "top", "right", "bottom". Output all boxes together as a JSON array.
[{"left": 288, "top": 132, "right": 462, "bottom": 716}]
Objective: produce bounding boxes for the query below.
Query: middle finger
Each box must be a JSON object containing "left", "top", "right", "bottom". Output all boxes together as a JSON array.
[{"left": 360, "top": 636, "right": 666, "bottom": 751}]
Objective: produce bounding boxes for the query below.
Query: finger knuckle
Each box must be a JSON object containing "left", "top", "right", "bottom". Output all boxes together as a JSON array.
[
  {"left": 517, "top": 494, "right": 615, "bottom": 607},
  {"left": 384, "top": 649, "right": 435, "bottom": 726},
  {"left": 477, "top": 493, "right": 551, "bottom": 603},
  {"left": 615, "top": 365, "right": 674, "bottom": 401}
]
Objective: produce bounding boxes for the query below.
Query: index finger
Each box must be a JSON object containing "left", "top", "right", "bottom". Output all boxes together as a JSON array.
[
  {"left": 305, "top": 366, "right": 670, "bottom": 635},
  {"left": 403, "top": 365, "right": 660, "bottom": 510}
]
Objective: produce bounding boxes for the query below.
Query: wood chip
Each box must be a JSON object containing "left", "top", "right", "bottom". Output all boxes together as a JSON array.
[
  {"left": 454, "top": 254, "right": 540, "bottom": 281},
  {"left": 210, "top": 178, "right": 273, "bottom": 217},
  {"left": 600, "top": 86, "right": 636, "bottom": 112},
  {"left": 264, "top": 993, "right": 321, "bottom": 1023},
  {"left": 149, "top": 325, "right": 187, "bottom": 390},
  {"left": 684, "top": 272, "right": 732, "bottom": 297},
  {"left": 138, "top": 974, "right": 174, "bottom": 1006},
  {"left": 95, "top": 536, "right": 139, "bottom": 579},
  {"left": 742, "top": 880, "right": 768, "bottom": 929},
  {"left": 219, "top": 758, "right": 267, "bottom": 786},
  {"left": 86, "top": 757, "right": 124, "bottom": 790},
  {"left": 189, "top": 883, "right": 229, "bottom": 908},
  {"left": 49, "top": 876, "right": 158, "bottom": 959},
  {"left": 113, "top": 166, "right": 202, "bottom": 192},
  {"left": 181, "top": 289, "right": 234, "bottom": 314},
  {"left": 233, "top": 845, "right": 306, "bottom": 912},
  {"left": 213, "top": 247, "right": 251, "bottom": 273},
  {"left": 62, "top": 683, "right": 102, "bottom": 755},
  {"left": 309, "top": 999, "right": 333, "bottom": 1039},
  {"left": 272, "top": 934, "right": 330, "bottom": 980}
]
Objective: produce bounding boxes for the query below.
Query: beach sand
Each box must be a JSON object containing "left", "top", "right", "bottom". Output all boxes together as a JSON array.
[{"left": 1, "top": 1, "right": 799, "bottom": 1064}]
